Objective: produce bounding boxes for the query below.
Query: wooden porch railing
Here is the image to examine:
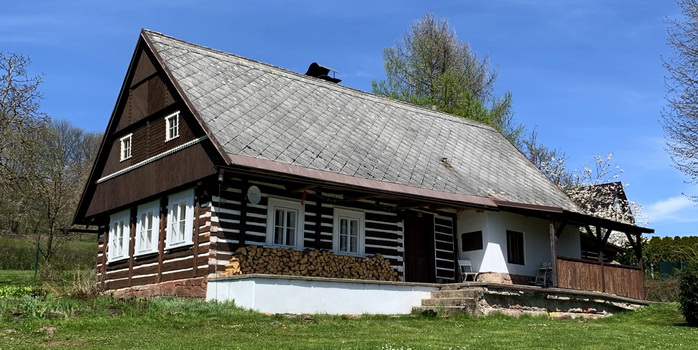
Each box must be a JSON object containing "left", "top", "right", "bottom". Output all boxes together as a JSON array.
[{"left": 556, "top": 257, "right": 645, "bottom": 300}]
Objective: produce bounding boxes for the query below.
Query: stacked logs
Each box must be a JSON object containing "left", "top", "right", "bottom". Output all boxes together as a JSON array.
[{"left": 219, "top": 245, "right": 399, "bottom": 281}]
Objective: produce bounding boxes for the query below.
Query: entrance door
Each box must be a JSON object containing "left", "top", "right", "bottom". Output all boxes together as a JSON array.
[{"left": 403, "top": 212, "right": 435, "bottom": 283}]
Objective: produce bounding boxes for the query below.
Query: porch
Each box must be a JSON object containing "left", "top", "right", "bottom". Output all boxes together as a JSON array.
[{"left": 206, "top": 274, "right": 648, "bottom": 316}]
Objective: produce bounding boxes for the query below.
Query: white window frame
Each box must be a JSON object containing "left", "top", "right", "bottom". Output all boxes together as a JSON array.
[
  {"left": 165, "top": 111, "right": 180, "bottom": 142},
  {"left": 120, "top": 133, "right": 132, "bottom": 161},
  {"left": 166, "top": 188, "right": 194, "bottom": 249},
  {"left": 135, "top": 200, "right": 160, "bottom": 256},
  {"left": 108, "top": 210, "right": 130, "bottom": 262},
  {"left": 266, "top": 197, "right": 304, "bottom": 249},
  {"left": 332, "top": 208, "right": 365, "bottom": 256}
]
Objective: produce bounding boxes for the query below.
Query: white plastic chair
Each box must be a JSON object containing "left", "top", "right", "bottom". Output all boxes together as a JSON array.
[{"left": 458, "top": 259, "right": 478, "bottom": 282}]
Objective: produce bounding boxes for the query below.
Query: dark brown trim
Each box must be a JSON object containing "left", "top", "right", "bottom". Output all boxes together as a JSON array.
[
  {"left": 193, "top": 184, "right": 200, "bottom": 277},
  {"left": 549, "top": 221, "right": 558, "bottom": 287},
  {"left": 128, "top": 207, "right": 136, "bottom": 286},
  {"left": 239, "top": 177, "right": 248, "bottom": 246},
  {"left": 314, "top": 189, "right": 323, "bottom": 249},
  {"left": 157, "top": 197, "right": 167, "bottom": 282}
]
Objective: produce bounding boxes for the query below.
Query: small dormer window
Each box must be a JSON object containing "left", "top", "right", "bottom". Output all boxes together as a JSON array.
[
  {"left": 165, "top": 112, "right": 180, "bottom": 142},
  {"left": 120, "top": 134, "right": 132, "bottom": 161}
]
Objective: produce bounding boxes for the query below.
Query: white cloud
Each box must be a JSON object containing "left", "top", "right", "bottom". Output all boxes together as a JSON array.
[{"left": 644, "top": 195, "right": 698, "bottom": 224}]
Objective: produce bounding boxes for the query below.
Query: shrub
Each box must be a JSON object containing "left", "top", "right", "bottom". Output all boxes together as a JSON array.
[
  {"left": 679, "top": 264, "right": 698, "bottom": 326},
  {"left": 645, "top": 277, "right": 680, "bottom": 302}
]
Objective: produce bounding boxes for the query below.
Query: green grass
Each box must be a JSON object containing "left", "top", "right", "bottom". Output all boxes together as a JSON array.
[
  {"left": 0, "top": 270, "right": 35, "bottom": 287},
  {"left": 0, "top": 295, "right": 695, "bottom": 349},
  {"left": 0, "top": 235, "right": 96, "bottom": 270}
]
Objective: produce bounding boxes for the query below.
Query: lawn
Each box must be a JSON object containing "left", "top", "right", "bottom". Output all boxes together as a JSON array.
[
  {"left": 0, "top": 292, "right": 696, "bottom": 349},
  {"left": 0, "top": 270, "right": 35, "bottom": 287}
]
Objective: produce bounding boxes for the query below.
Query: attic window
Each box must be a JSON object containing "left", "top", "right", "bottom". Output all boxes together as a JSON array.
[
  {"left": 165, "top": 112, "right": 180, "bottom": 142},
  {"left": 120, "top": 134, "right": 132, "bottom": 162}
]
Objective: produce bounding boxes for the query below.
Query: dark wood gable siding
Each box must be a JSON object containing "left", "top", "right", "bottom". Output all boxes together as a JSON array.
[
  {"left": 86, "top": 142, "right": 216, "bottom": 218},
  {"left": 100, "top": 107, "right": 200, "bottom": 178},
  {"left": 115, "top": 50, "right": 173, "bottom": 133},
  {"left": 83, "top": 41, "right": 219, "bottom": 218}
]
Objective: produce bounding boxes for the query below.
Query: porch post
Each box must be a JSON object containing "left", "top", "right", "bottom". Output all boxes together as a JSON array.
[{"left": 549, "top": 221, "right": 558, "bottom": 287}]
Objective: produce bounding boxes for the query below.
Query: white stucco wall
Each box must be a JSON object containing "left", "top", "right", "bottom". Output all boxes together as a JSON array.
[
  {"left": 456, "top": 210, "right": 581, "bottom": 276},
  {"left": 207, "top": 276, "right": 438, "bottom": 314}
]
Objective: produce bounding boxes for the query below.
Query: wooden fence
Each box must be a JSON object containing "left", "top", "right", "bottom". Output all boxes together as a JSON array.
[{"left": 556, "top": 257, "right": 645, "bottom": 300}]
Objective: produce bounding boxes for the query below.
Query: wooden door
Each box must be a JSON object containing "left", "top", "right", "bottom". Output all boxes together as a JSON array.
[{"left": 403, "top": 212, "right": 435, "bottom": 283}]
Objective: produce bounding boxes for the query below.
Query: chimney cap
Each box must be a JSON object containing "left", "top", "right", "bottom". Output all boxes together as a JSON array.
[{"left": 305, "top": 62, "right": 341, "bottom": 83}]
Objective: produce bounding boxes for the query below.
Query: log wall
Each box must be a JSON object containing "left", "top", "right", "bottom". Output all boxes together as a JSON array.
[
  {"left": 96, "top": 185, "right": 212, "bottom": 291},
  {"left": 556, "top": 257, "right": 645, "bottom": 300},
  {"left": 208, "top": 177, "right": 407, "bottom": 280}
]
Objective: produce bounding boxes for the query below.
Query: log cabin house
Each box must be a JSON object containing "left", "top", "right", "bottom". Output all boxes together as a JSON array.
[{"left": 73, "top": 30, "right": 653, "bottom": 314}]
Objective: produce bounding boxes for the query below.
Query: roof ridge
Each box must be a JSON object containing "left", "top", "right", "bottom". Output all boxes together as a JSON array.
[{"left": 142, "top": 29, "right": 503, "bottom": 136}]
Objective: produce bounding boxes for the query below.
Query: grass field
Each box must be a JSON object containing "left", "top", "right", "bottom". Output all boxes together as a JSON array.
[
  {"left": 0, "top": 270, "right": 35, "bottom": 287},
  {"left": 0, "top": 287, "right": 696, "bottom": 349},
  {"left": 0, "top": 235, "right": 96, "bottom": 271}
]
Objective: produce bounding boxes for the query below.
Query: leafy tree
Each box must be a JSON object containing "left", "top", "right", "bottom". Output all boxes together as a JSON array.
[
  {"left": 663, "top": 0, "right": 698, "bottom": 198},
  {"left": 372, "top": 13, "right": 523, "bottom": 145}
]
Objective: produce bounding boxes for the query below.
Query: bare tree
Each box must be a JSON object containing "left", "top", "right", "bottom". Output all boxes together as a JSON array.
[
  {"left": 0, "top": 52, "right": 102, "bottom": 263},
  {"left": 372, "top": 14, "right": 523, "bottom": 146},
  {"left": 663, "top": 0, "right": 698, "bottom": 198},
  {"left": 30, "top": 120, "right": 102, "bottom": 262},
  {"left": 0, "top": 52, "right": 48, "bottom": 235}
]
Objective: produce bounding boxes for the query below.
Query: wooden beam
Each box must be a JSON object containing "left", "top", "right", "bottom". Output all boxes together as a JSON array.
[
  {"left": 597, "top": 226, "right": 606, "bottom": 294},
  {"left": 395, "top": 200, "right": 429, "bottom": 210},
  {"left": 315, "top": 188, "right": 323, "bottom": 249},
  {"left": 549, "top": 221, "right": 558, "bottom": 287},
  {"left": 340, "top": 194, "right": 381, "bottom": 202},
  {"left": 288, "top": 184, "right": 318, "bottom": 193},
  {"left": 239, "top": 177, "right": 248, "bottom": 246},
  {"left": 555, "top": 222, "right": 567, "bottom": 238}
]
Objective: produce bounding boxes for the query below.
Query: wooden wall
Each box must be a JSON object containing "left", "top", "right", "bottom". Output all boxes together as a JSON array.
[
  {"left": 96, "top": 173, "right": 460, "bottom": 290},
  {"left": 86, "top": 143, "right": 216, "bottom": 218},
  {"left": 556, "top": 257, "right": 645, "bottom": 300},
  {"left": 96, "top": 185, "right": 213, "bottom": 291},
  {"left": 207, "top": 175, "right": 460, "bottom": 282}
]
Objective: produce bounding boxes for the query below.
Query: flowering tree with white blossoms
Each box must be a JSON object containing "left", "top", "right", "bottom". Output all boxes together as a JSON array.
[{"left": 523, "top": 134, "right": 645, "bottom": 246}]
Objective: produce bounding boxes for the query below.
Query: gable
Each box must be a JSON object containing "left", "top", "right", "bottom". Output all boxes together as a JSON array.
[{"left": 74, "top": 34, "right": 221, "bottom": 221}]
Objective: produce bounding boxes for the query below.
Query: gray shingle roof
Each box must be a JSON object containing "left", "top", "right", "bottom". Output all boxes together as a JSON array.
[{"left": 145, "top": 30, "right": 580, "bottom": 212}]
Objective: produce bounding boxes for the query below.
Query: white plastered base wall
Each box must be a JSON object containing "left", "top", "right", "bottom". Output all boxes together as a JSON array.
[{"left": 206, "top": 275, "right": 438, "bottom": 314}]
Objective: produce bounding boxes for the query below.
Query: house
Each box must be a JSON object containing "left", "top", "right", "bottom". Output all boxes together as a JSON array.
[{"left": 73, "top": 30, "right": 653, "bottom": 314}]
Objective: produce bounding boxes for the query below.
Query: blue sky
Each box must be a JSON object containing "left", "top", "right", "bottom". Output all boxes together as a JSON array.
[{"left": 3, "top": 1, "right": 696, "bottom": 237}]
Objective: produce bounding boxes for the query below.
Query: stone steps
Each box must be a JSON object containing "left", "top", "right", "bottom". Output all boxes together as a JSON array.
[
  {"left": 412, "top": 305, "right": 479, "bottom": 316},
  {"left": 430, "top": 289, "right": 483, "bottom": 299},
  {"left": 420, "top": 297, "right": 477, "bottom": 307},
  {"left": 413, "top": 286, "right": 483, "bottom": 316}
]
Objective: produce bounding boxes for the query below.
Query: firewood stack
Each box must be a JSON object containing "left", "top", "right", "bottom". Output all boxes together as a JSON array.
[{"left": 219, "top": 245, "right": 399, "bottom": 281}]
